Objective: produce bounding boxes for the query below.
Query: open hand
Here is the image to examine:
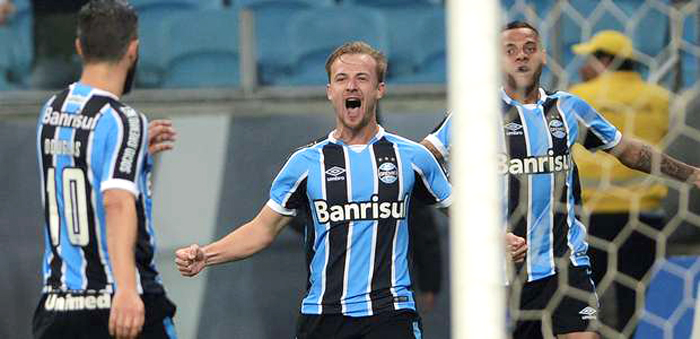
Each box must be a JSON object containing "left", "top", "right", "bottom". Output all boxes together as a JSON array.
[
  {"left": 148, "top": 119, "right": 177, "bottom": 155},
  {"left": 109, "top": 289, "right": 144, "bottom": 339}
]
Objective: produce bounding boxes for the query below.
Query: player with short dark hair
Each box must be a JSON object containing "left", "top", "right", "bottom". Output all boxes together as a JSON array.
[
  {"left": 33, "top": 1, "right": 177, "bottom": 338},
  {"left": 421, "top": 20, "right": 700, "bottom": 339},
  {"left": 77, "top": 0, "right": 137, "bottom": 63},
  {"left": 175, "top": 41, "right": 451, "bottom": 339}
]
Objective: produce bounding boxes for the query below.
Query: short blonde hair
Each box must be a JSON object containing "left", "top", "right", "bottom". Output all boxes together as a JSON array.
[{"left": 325, "top": 41, "right": 387, "bottom": 83}]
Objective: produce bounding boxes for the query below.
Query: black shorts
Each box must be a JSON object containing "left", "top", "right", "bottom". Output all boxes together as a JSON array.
[
  {"left": 33, "top": 291, "right": 177, "bottom": 339},
  {"left": 511, "top": 265, "right": 600, "bottom": 338},
  {"left": 296, "top": 310, "right": 422, "bottom": 339}
]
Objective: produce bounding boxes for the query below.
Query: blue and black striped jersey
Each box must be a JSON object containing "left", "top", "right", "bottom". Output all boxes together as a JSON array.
[
  {"left": 427, "top": 88, "right": 621, "bottom": 282},
  {"left": 36, "top": 83, "right": 163, "bottom": 294},
  {"left": 267, "top": 127, "right": 451, "bottom": 316},
  {"left": 424, "top": 112, "right": 451, "bottom": 161}
]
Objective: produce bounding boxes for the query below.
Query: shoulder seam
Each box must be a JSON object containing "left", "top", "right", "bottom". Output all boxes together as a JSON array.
[
  {"left": 383, "top": 132, "right": 426, "bottom": 150},
  {"left": 294, "top": 136, "right": 331, "bottom": 152}
]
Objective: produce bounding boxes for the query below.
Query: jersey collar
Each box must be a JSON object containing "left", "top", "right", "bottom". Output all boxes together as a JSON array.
[
  {"left": 500, "top": 87, "right": 548, "bottom": 107},
  {"left": 71, "top": 82, "right": 120, "bottom": 101},
  {"left": 328, "top": 125, "right": 386, "bottom": 146}
]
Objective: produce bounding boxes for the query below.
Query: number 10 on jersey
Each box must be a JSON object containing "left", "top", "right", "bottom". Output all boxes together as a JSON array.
[{"left": 46, "top": 167, "right": 90, "bottom": 246}]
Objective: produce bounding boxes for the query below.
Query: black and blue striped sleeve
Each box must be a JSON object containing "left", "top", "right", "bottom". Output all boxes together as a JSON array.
[
  {"left": 99, "top": 105, "right": 148, "bottom": 197},
  {"left": 412, "top": 144, "right": 452, "bottom": 208},
  {"left": 563, "top": 94, "right": 622, "bottom": 152},
  {"left": 267, "top": 149, "right": 309, "bottom": 216}
]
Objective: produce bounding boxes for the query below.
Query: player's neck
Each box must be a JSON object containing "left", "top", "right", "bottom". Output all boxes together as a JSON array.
[
  {"left": 79, "top": 63, "right": 126, "bottom": 98},
  {"left": 334, "top": 121, "right": 380, "bottom": 145},
  {"left": 504, "top": 83, "right": 540, "bottom": 104}
]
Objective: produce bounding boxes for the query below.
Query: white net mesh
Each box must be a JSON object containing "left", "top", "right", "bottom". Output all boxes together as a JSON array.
[{"left": 501, "top": 1, "right": 700, "bottom": 338}]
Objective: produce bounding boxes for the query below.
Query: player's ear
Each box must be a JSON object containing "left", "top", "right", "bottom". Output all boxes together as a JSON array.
[
  {"left": 126, "top": 39, "right": 139, "bottom": 63},
  {"left": 376, "top": 82, "right": 385, "bottom": 99},
  {"left": 542, "top": 48, "right": 547, "bottom": 65},
  {"left": 75, "top": 38, "right": 83, "bottom": 59},
  {"left": 326, "top": 84, "right": 332, "bottom": 101}
]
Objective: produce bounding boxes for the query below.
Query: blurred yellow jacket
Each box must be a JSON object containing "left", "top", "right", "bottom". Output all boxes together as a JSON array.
[{"left": 569, "top": 71, "right": 670, "bottom": 213}]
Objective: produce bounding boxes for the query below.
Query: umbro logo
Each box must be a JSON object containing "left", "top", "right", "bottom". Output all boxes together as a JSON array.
[
  {"left": 325, "top": 166, "right": 346, "bottom": 182},
  {"left": 579, "top": 306, "right": 597, "bottom": 320},
  {"left": 504, "top": 122, "right": 524, "bottom": 136},
  {"left": 326, "top": 166, "right": 345, "bottom": 177},
  {"left": 504, "top": 122, "right": 522, "bottom": 131}
]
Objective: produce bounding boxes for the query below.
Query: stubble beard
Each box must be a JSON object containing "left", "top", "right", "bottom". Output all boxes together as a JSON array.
[
  {"left": 506, "top": 63, "right": 544, "bottom": 98},
  {"left": 340, "top": 102, "right": 376, "bottom": 133}
]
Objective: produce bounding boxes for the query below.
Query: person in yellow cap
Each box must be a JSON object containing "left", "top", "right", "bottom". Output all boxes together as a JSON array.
[{"left": 569, "top": 30, "right": 671, "bottom": 336}]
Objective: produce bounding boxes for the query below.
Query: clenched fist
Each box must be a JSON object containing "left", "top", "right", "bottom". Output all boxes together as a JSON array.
[
  {"left": 175, "top": 244, "right": 206, "bottom": 277},
  {"left": 505, "top": 232, "right": 527, "bottom": 263}
]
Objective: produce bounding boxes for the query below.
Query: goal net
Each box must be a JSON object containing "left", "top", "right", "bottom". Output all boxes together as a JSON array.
[{"left": 452, "top": 0, "right": 700, "bottom": 338}]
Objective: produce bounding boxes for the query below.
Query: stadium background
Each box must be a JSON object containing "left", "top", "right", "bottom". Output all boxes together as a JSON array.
[{"left": 1, "top": 0, "right": 700, "bottom": 338}]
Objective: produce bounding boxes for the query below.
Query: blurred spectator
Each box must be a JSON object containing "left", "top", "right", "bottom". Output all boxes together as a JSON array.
[
  {"left": 4, "top": 0, "right": 87, "bottom": 88},
  {"left": 0, "top": 0, "right": 15, "bottom": 25},
  {"left": 569, "top": 30, "right": 671, "bottom": 335}
]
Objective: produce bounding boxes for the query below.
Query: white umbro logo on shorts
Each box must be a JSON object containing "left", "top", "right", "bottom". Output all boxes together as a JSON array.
[{"left": 579, "top": 306, "right": 597, "bottom": 320}]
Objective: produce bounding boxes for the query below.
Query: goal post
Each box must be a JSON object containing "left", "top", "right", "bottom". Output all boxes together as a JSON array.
[{"left": 447, "top": 1, "right": 504, "bottom": 339}]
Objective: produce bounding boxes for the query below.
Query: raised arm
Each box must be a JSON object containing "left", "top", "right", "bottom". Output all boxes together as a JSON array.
[
  {"left": 175, "top": 205, "right": 292, "bottom": 277},
  {"left": 607, "top": 136, "right": 700, "bottom": 186}
]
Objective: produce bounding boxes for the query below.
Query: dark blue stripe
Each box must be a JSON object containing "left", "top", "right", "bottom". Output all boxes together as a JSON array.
[
  {"left": 320, "top": 143, "right": 349, "bottom": 313},
  {"left": 57, "top": 118, "right": 84, "bottom": 289},
  {"left": 371, "top": 139, "right": 400, "bottom": 313}
]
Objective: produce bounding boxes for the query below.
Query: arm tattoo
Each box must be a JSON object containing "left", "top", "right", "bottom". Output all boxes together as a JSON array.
[
  {"left": 633, "top": 144, "right": 694, "bottom": 182},
  {"left": 661, "top": 153, "right": 695, "bottom": 182},
  {"left": 637, "top": 144, "right": 653, "bottom": 173}
]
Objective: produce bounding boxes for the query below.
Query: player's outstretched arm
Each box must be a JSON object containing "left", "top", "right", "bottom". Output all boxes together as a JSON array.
[
  {"left": 175, "top": 205, "right": 292, "bottom": 277},
  {"left": 607, "top": 136, "right": 700, "bottom": 188},
  {"left": 148, "top": 119, "right": 177, "bottom": 155},
  {"left": 104, "top": 189, "right": 144, "bottom": 339}
]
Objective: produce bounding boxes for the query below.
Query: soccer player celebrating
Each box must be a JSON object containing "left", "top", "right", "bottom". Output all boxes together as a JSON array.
[
  {"left": 33, "top": 1, "right": 177, "bottom": 338},
  {"left": 421, "top": 21, "right": 700, "bottom": 339},
  {"left": 175, "top": 41, "right": 451, "bottom": 338}
]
